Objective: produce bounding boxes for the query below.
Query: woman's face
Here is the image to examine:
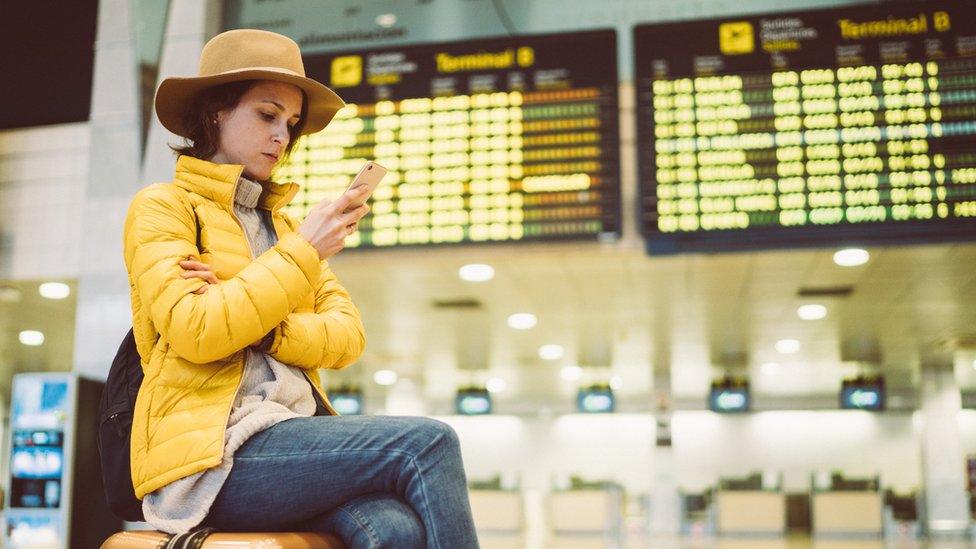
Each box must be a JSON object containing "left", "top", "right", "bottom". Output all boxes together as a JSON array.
[{"left": 211, "top": 80, "right": 303, "bottom": 181}]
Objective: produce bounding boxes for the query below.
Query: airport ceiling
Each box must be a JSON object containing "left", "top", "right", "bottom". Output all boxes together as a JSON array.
[
  {"left": 2, "top": 241, "right": 975, "bottom": 407},
  {"left": 327, "top": 240, "right": 976, "bottom": 404}
]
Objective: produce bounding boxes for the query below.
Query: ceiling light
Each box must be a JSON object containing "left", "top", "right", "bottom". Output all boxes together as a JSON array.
[
  {"left": 458, "top": 263, "right": 494, "bottom": 282},
  {"left": 486, "top": 377, "right": 507, "bottom": 393},
  {"left": 833, "top": 248, "right": 870, "bottom": 267},
  {"left": 775, "top": 339, "right": 801, "bottom": 354},
  {"left": 375, "top": 13, "right": 397, "bottom": 27},
  {"left": 560, "top": 366, "right": 582, "bottom": 381},
  {"left": 538, "top": 344, "right": 565, "bottom": 360},
  {"left": 797, "top": 304, "right": 827, "bottom": 320},
  {"left": 19, "top": 330, "right": 44, "bottom": 346},
  {"left": 507, "top": 313, "right": 537, "bottom": 330},
  {"left": 39, "top": 282, "right": 70, "bottom": 300},
  {"left": 373, "top": 370, "right": 398, "bottom": 386},
  {"left": 0, "top": 285, "right": 22, "bottom": 303}
]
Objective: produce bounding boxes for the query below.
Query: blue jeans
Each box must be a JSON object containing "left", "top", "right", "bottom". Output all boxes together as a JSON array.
[{"left": 202, "top": 416, "right": 480, "bottom": 548}]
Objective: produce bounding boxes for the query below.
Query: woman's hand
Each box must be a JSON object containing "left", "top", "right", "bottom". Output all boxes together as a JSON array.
[
  {"left": 180, "top": 259, "right": 218, "bottom": 294},
  {"left": 298, "top": 185, "right": 371, "bottom": 261}
]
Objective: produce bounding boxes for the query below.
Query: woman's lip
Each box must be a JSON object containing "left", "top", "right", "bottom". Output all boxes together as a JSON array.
[{"left": 263, "top": 153, "right": 278, "bottom": 161}]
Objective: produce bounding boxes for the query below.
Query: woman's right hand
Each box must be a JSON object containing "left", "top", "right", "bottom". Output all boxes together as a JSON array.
[{"left": 298, "top": 185, "right": 371, "bottom": 260}]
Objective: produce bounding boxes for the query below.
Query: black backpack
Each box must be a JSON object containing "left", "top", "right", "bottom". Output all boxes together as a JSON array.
[
  {"left": 97, "top": 328, "right": 146, "bottom": 522},
  {"left": 98, "top": 186, "right": 197, "bottom": 522}
]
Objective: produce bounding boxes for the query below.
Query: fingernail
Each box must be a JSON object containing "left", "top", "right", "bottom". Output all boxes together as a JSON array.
[{"left": 359, "top": 186, "right": 369, "bottom": 194}]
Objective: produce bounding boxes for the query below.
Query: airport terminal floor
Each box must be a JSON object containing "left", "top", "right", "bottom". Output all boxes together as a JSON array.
[{"left": 3, "top": 0, "right": 976, "bottom": 547}]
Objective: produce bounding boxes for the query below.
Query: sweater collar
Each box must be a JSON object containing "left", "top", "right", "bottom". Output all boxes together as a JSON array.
[
  {"left": 173, "top": 155, "right": 299, "bottom": 211},
  {"left": 234, "top": 176, "right": 263, "bottom": 209}
]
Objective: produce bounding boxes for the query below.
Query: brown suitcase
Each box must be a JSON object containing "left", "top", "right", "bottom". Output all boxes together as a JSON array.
[{"left": 101, "top": 530, "right": 345, "bottom": 548}]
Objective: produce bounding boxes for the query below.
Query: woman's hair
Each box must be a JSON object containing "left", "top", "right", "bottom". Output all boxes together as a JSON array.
[{"left": 170, "top": 80, "right": 309, "bottom": 171}]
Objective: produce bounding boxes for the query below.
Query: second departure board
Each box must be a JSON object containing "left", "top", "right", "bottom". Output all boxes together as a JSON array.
[
  {"left": 278, "top": 30, "right": 621, "bottom": 248},
  {"left": 635, "top": 1, "right": 976, "bottom": 254}
]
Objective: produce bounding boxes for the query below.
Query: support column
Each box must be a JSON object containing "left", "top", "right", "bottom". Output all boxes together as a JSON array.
[
  {"left": 919, "top": 348, "right": 971, "bottom": 536},
  {"left": 73, "top": 0, "right": 222, "bottom": 379},
  {"left": 72, "top": 0, "right": 142, "bottom": 379}
]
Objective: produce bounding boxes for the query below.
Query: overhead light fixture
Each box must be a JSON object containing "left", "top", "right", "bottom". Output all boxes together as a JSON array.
[
  {"left": 375, "top": 13, "right": 397, "bottom": 27},
  {"left": 775, "top": 339, "right": 801, "bottom": 354},
  {"left": 833, "top": 248, "right": 870, "bottom": 267},
  {"left": 560, "top": 366, "right": 582, "bottom": 381},
  {"left": 373, "top": 370, "right": 398, "bottom": 386},
  {"left": 458, "top": 263, "right": 494, "bottom": 282},
  {"left": 507, "top": 313, "right": 537, "bottom": 330},
  {"left": 39, "top": 282, "right": 70, "bottom": 300},
  {"left": 797, "top": 304, "right": 827, "bottom": 320},
  {"left": 19, "top": 330, "right": 44, "bottom": 346},
  {"left": 486, "top": 377, "right": 507, "bottom": 393},
  {"left": 538, "top": 344, "right": 565, "bottom": 360}
]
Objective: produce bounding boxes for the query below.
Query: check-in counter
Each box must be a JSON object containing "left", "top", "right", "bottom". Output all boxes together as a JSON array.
[
  {"left": 811, "top": 473, "right": 883, "bottom": 537},
  {"left": 715, "top": 472, "right": 786, "bottom": 536},
  {"left": 469, "top": 489, "right": 523, "bottom": 533},
  {"left": 812, "top": 491, "right": 883, "bottom": 536},
  {"left": 715, "top": 490, "right": 786, "bottom": 535},
  {"left": 548, "top": 481, "right": 624, "bottom": 545}
]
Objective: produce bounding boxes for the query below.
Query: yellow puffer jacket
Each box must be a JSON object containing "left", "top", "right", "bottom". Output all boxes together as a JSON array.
[{"left": 123, "top": 155, "right": 365, "bottom": 499}]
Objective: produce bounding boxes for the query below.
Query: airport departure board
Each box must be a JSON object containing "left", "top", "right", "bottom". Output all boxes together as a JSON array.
[
  {"left": 635, "top": 1, "right": 976, "bottom": 253},
  {"left": 278, "top": 31, "right": 620, "bottom": 248}
]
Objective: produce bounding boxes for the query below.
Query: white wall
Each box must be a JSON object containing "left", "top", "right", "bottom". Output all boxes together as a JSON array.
[
  {"left": 672, "top": 411, "right": 921, "bottom": 493},
  {"left": 440, "top": 414, "right": 656, "bottom": 492},
  {"left": 0, "top": 124, "right": 89, "bottom": 281},
  {"left": 954, "top": 409, "right": 976, "bottom": 455},
  {"left": 440, "top": 411, "right": 923, "bottom": 496}
]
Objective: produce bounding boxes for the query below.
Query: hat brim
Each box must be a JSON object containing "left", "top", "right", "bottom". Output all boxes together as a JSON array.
[{"left": 155, "top": 67, "right": 345, "bottom": 138}]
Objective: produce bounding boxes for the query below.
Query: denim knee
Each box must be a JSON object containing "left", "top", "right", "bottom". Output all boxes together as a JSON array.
[
  {"left": 343, "top": 495, "right": 425, "bottom": 549},
  {"left": 408, "top": 417, "right": 461, "bottom": 453}
]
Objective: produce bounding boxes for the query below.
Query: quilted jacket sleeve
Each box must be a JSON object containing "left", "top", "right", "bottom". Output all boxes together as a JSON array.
[
  {"left": 123, "top": 184, "right": 322, "bottom": 364},
  {"left": 265, "top": 262, "right": 366, "bottom": 370}
]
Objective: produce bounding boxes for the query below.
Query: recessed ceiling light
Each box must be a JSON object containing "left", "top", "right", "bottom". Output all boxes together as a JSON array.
[
  {"left": 375, "top": 13, "right": 397, "bottom": 27},
  {"left": 775, "top": 339, "right": 801, "bottom": 354},
  {"left": 0, "top": 285, "right": 22, "bottom": 303},
  {"left": 458, "top": 263, "right": 494, "bottom": 282},
  {"left": 373, "top": 370, "right": 398, "bottom": 386},
  {"left": 560, "top": 366, "right": 582, "bottom": 381},
  {"left": 538, "top": 344, "right": 564, "bottom": 360},
  {"left": 833, "top": 248, "right": 869, "bottom": 267},
  {"left": 39, "top": 282, "right": 70, "bottom": 300},
  {"left": 486, "top": 377, "right": 507, "bottom": 393},
  {"left": 797, "top": 304, "right": 827, "bottom": 320},
  {"left": 19, "top": 330, "right": 44, "bottom": 346},
  {"left": 507, "top": 313, "right": 537, "bottom": 330}
]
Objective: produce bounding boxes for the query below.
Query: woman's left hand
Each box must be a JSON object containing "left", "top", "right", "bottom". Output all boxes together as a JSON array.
[{"left": 180, "top": 259, "right": 219, "bottom": 294}]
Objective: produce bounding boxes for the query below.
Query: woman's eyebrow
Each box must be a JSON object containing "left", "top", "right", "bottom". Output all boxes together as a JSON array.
[{"left": 260, "top": 99, "right": 301, "bottom": 119}]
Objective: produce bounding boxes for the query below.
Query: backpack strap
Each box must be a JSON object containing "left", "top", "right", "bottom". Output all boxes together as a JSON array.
[{"left": 163, "top": 527, "right": 216, "bottom": 549}]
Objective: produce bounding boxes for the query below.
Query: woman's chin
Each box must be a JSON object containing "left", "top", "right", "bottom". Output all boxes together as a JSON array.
[{"left": 243, "top": 167, "right": 271, "bottom": 182}]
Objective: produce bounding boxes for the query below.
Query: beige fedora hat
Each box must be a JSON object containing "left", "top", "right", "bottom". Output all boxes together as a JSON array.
[{"left": 155, "top": 29, "right": 344, "bottom": 138}]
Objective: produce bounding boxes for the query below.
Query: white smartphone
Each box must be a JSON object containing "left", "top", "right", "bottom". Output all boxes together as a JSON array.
[{"left": 345, "top": 161, "right": 387, "bottom": 210}]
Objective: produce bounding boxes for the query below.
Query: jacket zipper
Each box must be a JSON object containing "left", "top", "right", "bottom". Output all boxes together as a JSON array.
[
  {"left": 222, "top": 173, "right": 253, "bottom": 432},
  {"left": 226, "top": 177, "right": 338, "bottom": 416}
]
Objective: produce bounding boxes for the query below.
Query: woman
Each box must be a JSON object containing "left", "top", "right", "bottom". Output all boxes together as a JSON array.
[{"left": 123, "top": 29, "right": 480, "bottom": 548}]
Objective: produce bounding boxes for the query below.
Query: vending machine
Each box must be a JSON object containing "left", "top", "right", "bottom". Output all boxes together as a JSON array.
[{"left": 3, "top": 372, "right": 120, "bottom": 548}]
